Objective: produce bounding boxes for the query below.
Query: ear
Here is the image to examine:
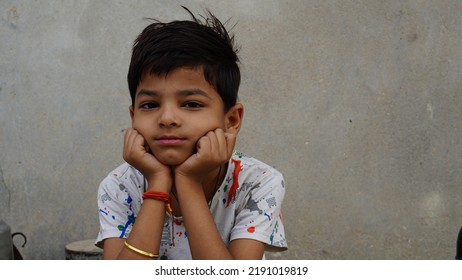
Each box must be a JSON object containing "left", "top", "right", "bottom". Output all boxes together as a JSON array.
[
  {"left": 129, "top": 105, "right": 135, "bottom": 126},
  {"left": 224, "top": 103, "right": 244, "bottom": 134}
]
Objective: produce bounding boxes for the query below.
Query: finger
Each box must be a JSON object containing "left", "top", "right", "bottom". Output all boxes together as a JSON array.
[
  {"left": 207, "top": 130, "right": 220, "bottom": 154},
  {"left": 126, "top": 129, "right": 139, "bottom": 152},
  {"left": 133, "top": 133, "right": 146, "bottom": 151},
  {"left": 123, "top": 128, "right": 135, "bottom": 158},
  {"left": 123, "top": 128, "right": 133, "bottom": 146},
  {"left": 196, "top": 135, "right": 211, "bottom": 158},
  {"left": 124, "top": 128, "right": 138, "bottom": 143},
  {"left": 224, "top": 132, "right": 237, "bottom": 157},
  {"left": 145, "top": 143, "right": 152, "bottom": 154},
  {"left": 214, "top": 128, "right": 228, "bottom": 159},
  {"left": 124, "top": 128, "right": 145, "bottom": 160}
]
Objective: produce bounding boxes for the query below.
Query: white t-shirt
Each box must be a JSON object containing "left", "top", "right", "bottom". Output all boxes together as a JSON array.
[{"left": 96, "top": 151, "right": 287, "bottom": 259}]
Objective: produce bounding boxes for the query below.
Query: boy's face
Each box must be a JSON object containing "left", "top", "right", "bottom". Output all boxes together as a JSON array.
[{"left": 130, "top": 67, "right": 239, "bottom": 166}]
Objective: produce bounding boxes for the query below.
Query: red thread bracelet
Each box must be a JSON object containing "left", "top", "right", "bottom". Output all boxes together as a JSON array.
[
  {"left": 142, "top": 190, "right": 175, "bottom": 246},
  {"left": 142, "top": 191, "right": 173, "bottom": 213}
]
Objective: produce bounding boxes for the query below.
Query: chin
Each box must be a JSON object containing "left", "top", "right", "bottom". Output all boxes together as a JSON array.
[
  {"left": 154, "top": 152, "right": 191, "bottom": 167},
  {"left": 160, "top": 158, "right": 187, "bottom": 167}
]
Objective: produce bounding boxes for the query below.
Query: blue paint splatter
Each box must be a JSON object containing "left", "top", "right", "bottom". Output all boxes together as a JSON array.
[{"left": 118, "top": 213, "right": 135, "bottom": 238}]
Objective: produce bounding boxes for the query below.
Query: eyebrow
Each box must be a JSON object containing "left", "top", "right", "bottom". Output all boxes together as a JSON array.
[
  {"left": 136, "top": 88, "right": 212, "bottom": 100},
  {"left": 137, "top": 89, "right": 160, "bottom": 98},
  {"left": 177, "top": 88, "right": 212, "bottom": 99}
]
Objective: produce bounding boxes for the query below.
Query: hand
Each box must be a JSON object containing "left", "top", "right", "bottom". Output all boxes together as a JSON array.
[
  {"left": 175, "top": 128, "right": 236, "bottom": 183},
  {"left": 123, "top": 128, "right": 172, "bottom": 187}
]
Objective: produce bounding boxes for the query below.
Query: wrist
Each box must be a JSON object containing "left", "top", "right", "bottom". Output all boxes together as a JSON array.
[
  {"left": 146, "top": 175, "right": 172, "bottom": 193},
  {"left": 142, "top": 191, "right": 173, "bottom": 214},
  {"left": 174, "top": 175, "right": 203, "bottom": 195},
  {"left": 174, "top": 173, "right": 201, "bottom": 185}
]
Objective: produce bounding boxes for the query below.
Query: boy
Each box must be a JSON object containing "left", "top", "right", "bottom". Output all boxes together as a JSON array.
[{"left": 96, "top": 7, "right": 287, "bottom": 259}]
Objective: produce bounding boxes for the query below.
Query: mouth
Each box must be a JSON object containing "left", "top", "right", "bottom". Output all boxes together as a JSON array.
[{"left": 155, "top": 136, "right": 186, "bottom": 145}]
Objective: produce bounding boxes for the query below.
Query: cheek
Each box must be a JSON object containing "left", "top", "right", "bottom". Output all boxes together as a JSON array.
[
  {"left": 196, "top": 114, "right": 226, "bottom": 130},
  {"left": 131, "top": 120, "right": 141, "bottom": 131},
  {"left": 194, "top": 122, "right": 226, "bottom": 139},
  {"left": 131, "top": 118, "right": 151, "bottom": 136}
]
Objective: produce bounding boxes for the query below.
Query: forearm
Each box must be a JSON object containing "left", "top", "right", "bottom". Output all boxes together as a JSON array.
[
  {"left": 176, "top": 178, "right": 234, "bottom": 260},
  {"left": 115, "top": 179, "right": 171, "bottom": 260}
]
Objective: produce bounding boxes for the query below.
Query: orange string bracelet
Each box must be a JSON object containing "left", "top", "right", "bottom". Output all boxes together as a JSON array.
[
  {"left": 142, "top": 191, "right": 173, "bottom": 213},
  {"left": 142, "top": 191, "right": 175, "bottom": 246}
]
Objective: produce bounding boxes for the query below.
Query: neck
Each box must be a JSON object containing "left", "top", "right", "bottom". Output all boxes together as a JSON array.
[
  {"left": 170, "top": 163, "right": 227, "bottom": 208},
  {"left": 203, "top": 163, "right": 227, "bottom": 203}
]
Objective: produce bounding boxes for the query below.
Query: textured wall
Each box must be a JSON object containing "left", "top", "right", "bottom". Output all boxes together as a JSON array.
[{"left": 1, "top": 0, "right": 461, "bottom": 259}]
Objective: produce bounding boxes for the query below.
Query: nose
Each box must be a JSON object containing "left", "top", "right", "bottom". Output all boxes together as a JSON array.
[{"left": 158, "top": 104, "right": 180, "bottom": 128}]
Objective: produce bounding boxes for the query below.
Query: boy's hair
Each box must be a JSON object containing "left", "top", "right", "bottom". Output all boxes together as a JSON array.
[{"left": 128, "top": 7, "right": 240, "bottom": 112}]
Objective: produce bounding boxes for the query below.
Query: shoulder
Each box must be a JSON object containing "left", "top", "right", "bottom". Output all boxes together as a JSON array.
[
  {"left": 229, "top": 151, "right": 286, "bottom": 204},
  {"left": 231, "top": 151, "right": 284, "bottom": 186},
  {"left": 223, "top": 152, "right": 288, "bottom": 250},
  {"left": 98, "top": 162, "right": 146, "bottom": 199}
]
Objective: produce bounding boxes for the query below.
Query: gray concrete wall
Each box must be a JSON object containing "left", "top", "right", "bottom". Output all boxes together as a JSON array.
[{"left": 1, "top": 0, "right": 461, "bottom": 259}]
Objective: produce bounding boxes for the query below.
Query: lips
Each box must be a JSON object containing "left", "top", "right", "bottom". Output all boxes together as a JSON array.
[{"left": 155, "top": 136, "right": 186, "bottom": 145}]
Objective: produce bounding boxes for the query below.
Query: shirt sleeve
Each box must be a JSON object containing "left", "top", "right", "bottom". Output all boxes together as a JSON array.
[
  {"left": 95, "top": 172, "right": 138, "bottom": 248},
  {"left": 230, "top": 167, "right": 288, "bottom": 251}
]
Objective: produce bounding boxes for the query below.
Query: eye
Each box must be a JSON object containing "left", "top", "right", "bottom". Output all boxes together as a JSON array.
[
  {"left": 183, "top": 102, "right": 203, "bottom": 109},
  {"left": 140, "top": 102, "right": 158, "bottom": 110}
]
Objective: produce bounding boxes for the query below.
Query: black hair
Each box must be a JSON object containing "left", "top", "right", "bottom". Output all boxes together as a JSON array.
[{"left": 127, "top": 6, "right": 240, "bottom": 112}]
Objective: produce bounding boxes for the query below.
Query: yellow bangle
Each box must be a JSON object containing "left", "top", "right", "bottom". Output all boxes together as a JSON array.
[{"left": 124, "top": 241, "right": 159, "bottom": 259}]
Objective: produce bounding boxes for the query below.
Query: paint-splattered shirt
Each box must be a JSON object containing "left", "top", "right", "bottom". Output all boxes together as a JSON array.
[{"left": 96, "top": 151, "right": 287, "bottom": 259}]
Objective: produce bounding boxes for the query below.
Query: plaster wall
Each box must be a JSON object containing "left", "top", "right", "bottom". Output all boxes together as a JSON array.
[{"left": 1, "top": 0, "right": 461, "bottom": 259}]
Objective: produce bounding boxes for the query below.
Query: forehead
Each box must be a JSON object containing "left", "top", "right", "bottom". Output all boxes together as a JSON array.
[{"left": 135, "top": 67, "right": 223, "bottom": 102}]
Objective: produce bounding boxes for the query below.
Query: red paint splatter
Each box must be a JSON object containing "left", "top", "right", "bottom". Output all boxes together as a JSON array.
[
  {"left": 247, "top": 226, "right": 256, "bottom": 233},
  {"left": 226, "top": 159, "right": 242, "bottom": 208}
]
